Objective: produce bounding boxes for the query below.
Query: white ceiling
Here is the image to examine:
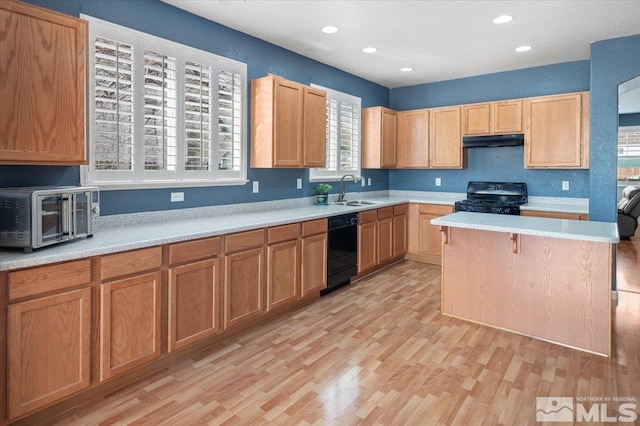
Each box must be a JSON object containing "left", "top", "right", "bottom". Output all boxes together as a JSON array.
[{"left": 163, "top": 0, "right": 640, "bottom": 109}]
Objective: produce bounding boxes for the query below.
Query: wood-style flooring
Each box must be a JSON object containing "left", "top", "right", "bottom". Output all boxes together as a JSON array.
[
  {"left": 618, "top": 234, "right": 640, "bottom": 293},
  {"left": 53, "top": 261, "right": 640, "bottom": 425}
]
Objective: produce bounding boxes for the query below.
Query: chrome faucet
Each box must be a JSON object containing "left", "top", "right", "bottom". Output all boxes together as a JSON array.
[{"left": 338, "top": 174, "right": 360, "bottom": 202}]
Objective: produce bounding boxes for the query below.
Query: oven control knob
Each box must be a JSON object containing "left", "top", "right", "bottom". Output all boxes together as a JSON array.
[{"left": 92, "top": 206, "right": 100, "bottom": 215}]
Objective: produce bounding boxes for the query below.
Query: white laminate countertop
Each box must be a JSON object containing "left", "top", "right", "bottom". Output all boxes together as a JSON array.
[
  {"left": 431, "top": 212, "right": 619, "bottom": 243},
  {"left": 0, "top": 191, "right": 593, "bottom": 271}
]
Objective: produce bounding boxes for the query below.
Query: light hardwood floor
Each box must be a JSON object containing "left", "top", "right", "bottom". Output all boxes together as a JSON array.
[{"left": 50, "top": 261, "right": 639, "bottom": 425}]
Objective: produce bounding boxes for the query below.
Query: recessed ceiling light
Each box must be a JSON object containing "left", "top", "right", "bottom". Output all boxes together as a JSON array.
[
  {"left": 400, "top": 67, "right": 414, "bottom": 72},
  {"left": 362, "top": 47, "right": 378, "bottom": 54},
  {"left": 321, "top": 26, "right": 339, "bottom": 34},
  {"left": 493, "top": 15, "right": 514, "bottom": 24},
  {"left": 515, "top": 45, "right": 532, "bottom": 52}
]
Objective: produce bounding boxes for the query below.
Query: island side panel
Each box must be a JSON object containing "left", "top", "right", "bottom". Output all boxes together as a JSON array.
[{"left": 441, "top": 227, "right": 611, "bottom": 356}]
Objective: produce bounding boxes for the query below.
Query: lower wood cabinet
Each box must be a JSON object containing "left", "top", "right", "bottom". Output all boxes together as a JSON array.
[
  {"left": 168, "top": 237, "right": 222, "bottom": 352},
  {"left": 266, "top": 224, "right": 301, "bottom": 311},
  {"left": 223, "top": 230, "right": 266, "bottom": 330},
  {"left": 100, "top": 272, "right": 162, "bottom": 380},
  {"left": 393, "top": 204, "right": 408, "bottom": 259},
  {"left": 168, "top": 258, "right": 220, "bottom": 352},
  {"left": 407, "top": 203, "right": 454, "bottom": 264},
  {"left": 8, "top": 288, "right": 91, "bottom": 419},
  {"left": 377, "top": 207, "right": 394, "bottom": 265},
  {"left": 301, "top": 219, "right": 328, "bottom": 297},
  {"left": 358, "top": 210, "right": 378, "bottom": 273}
]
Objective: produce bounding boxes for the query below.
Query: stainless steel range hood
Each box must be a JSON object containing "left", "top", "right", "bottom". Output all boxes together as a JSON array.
[{"left": 462, "top": 133, "right": 524, "bottom": 148}]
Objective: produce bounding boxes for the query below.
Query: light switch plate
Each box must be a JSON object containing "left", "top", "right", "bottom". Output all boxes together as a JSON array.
[
  {"left": 361, "top": 177, "right": 366, "bottom": 187},
  {"left": 253, "top": 181, "right": 259, "bottom": 193},
  {"left": 296, "top": 178, "right": 302, "bottom": 189},
  {"left": 562, "top": 181, "right": 570, "bottom": 191},
  {"left": 170, "top": 192, "right": 184, "bottom": 202},
  {"left": 435, "top": 178, "right": 442, "bottom": 187},
  {"left": 368, "top": 178, "right": 372, "bottom": 186}
]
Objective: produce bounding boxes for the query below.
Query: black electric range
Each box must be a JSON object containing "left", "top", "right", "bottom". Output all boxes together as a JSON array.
[{"left": 454, "top": 181, "right": 528, "bottom": 215}]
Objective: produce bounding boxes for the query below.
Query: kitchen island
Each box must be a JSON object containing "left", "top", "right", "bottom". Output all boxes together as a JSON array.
[{"left": 431, "top": 212, "right": 619, "bottom": 356}]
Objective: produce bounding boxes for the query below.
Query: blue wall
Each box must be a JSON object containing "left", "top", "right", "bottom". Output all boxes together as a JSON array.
[
  {"left": 5, "top": 0, "right": 389, "bottom": 215},
  {"left": 389, "top": 61, "right": 591, "bottom": 197},
  {"left": 590, "top": 34, "right": 640, "bottom": 222}
]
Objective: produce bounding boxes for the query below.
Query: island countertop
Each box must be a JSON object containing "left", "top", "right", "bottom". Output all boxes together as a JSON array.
[{"left": 431, "top": 211, "right": 619, "bottom": 243}]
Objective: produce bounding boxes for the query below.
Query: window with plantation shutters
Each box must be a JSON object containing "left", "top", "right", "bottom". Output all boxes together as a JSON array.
[
  {"left": 618, "top": 126, "right": 640, "bottom": 182},
  {"left": 83, "top": 15, "right": 247, "bottom": 188},
  {"left": 309, "top": 85, "right": 362, "bottom": 181}
]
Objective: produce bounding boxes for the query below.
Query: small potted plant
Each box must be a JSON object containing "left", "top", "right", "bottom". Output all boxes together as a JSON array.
[{"left": 311, "top": 183, "right": 332, "bottom": 205}]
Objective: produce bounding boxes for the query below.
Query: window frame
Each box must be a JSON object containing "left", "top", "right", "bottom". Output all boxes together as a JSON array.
[
  {"left": 309, "top": 84, "right": 362, "bottom": 182},
  {"left": 81, "top": 15, "right": 248, "bottom": 190}
]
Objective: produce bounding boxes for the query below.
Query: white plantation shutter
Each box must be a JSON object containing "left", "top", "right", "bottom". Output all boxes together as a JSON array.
[
  {"left": 310, "top": 85, "right": 361, "bottom": 181},
  {"left": 618, "top": 126, "right": 640, "bottom": 181},
  {"left": 93, "top": 37, "right": 134, "bottom": 172},
  {"left": 84, "top": 15, "right": 247, "bottom": 188}
]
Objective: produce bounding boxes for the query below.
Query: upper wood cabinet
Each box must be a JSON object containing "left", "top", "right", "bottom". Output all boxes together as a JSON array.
[
  {"left": 0, "top": 1, "right": 87, "bottom": 165},
  {"left": 524, "top": 92, "right": 589, "bottom": 169},
  {"left": 251, "top": 75, "right": 326, "bottom": 168},
  {"left": 397, "top": 109, "right": 429, "bottom": 168},
  {"left": 462, "top": 100, "right": 522, "bottom": 136},
  {"left": 363, "top": 107, "right": 397, "bottom": 168},
  {"left": 429, "top": 106, "right": 463, "bottom": 168}
]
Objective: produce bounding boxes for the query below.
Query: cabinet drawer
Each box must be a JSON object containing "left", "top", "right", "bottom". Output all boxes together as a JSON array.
[
  {"left": 267, "top": 223, "right": 300, "bottom": 244},
  {"left": 359, "top": 209, "right": 378, "bottom": 223},
  {"left": 169, "top": 237, "right": 222, "bottom": 266},
  {"left": 302, "top": 219, "right": 327, "bottom": 237},
  {"left": 393, "top": 203, "right": 408, "bottom": 215},
  {"left": 418, "top": 204, "right": 454, "bottom": 215},
  {"left": 101, "top": 246, "right": 162, "bottom": 281},
  {"left": 8, "top": 259, "right": 92, "bottom": 301},
  {"left": 377, "top": 206, "right": 393, "bottom": 219},
  {"left": 225, "top": 229, "right": 265, "bottom": 253}
]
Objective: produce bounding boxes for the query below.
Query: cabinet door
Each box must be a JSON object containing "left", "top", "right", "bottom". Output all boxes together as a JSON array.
[
  {"left": 267, "top": 239, "right": 300, "bottom": 311},
  {"left": 491, "top": 100, "right": 522, "bottom": 133},
  {"left": 224, "top": 247, "right": 265, "bottom": 329},
  {"left": 524, "top": 93, "right": 584, "bottom": 168},
  {"left": 168, "top": 258, "right": 220, "bottom": 352},
  {"left": 393, "top": 213, "right": 408, "bottom": 259},
  {"left": 462, "top": 103, "right": 490, "bottom": 135},
  {"left": 430, "top": 106, "right": 463, "bottom": 168},
  {"left": 101, "top": 272, "right": 162, "bottom": 380},
  {"left": 377, "top": 217, "right": 394, "bottom": 264},
  {"left": 301, "top": 232, "right": 327, "bottom": 297},
  {"left": 8, "top": 288, "right": 91, "bottom": 419},
  {"left": 273, "top": 79, "right": 304, "bottom": 167},
  {"left": 0, "top": 1, "right": 87, "bottom": 164},
  {"left": 303, "top": 87, "right": 327, "bottom": 167},
  {"left": 381, "top": 108, "right": 397, "bottom": 167},
  {"left": 358, "top": 221, "right": 377, "bottom": 273},
  {"left": 419, "top": 213, "right": 443, "bottom": 257},
  {"left": 397, "top": 109, "right": 429, "bottom": 168}
]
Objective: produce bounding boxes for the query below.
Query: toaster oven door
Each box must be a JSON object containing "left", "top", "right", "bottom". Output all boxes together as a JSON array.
[
  {"left": 36, "top": 194, "right": 70, "bottom": 247},
  {"left": 71, "top": 191, "right": 91, "bottom": 238}
]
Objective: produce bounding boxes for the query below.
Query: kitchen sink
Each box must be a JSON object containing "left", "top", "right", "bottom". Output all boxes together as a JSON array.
[{"left": 333, "top": 200, "right": 378, "bottom": 206}]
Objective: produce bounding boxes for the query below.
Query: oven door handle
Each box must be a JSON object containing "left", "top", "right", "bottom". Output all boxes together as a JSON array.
[{"left": 61, "top": 195, "right": 71, "bottom": 237}]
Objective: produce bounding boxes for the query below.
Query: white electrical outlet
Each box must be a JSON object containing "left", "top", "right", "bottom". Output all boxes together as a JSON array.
[
  {"left": 562, "top": 181, "right": 570, "bottom": 191},
  {"left": 361, "top": 177, "right": 366, "bottom": 187},
  {"left": 296, "top": 178, "right": 302, "bottom": 189},
  {"left": 435, "top": 178, "right": 442, "bottom": 187},
  {"left": 368, "top": 178, "right": 372, "bottom": 186},
  {"left": 253, "top": 181, "right": 259, "bottom": 193},
  {"left": 170, "top": 192, "right": 184, "bottom": 202}
]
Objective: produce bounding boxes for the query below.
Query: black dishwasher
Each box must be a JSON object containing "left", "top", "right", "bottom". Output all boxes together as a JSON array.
[{"left": 321, "top": 212, "right": 358, "bottom": 296}]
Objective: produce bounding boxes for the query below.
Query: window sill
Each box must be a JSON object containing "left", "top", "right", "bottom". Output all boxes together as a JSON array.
[{"left": 85, "top": 179, "right": 249, "bottom": 191}]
